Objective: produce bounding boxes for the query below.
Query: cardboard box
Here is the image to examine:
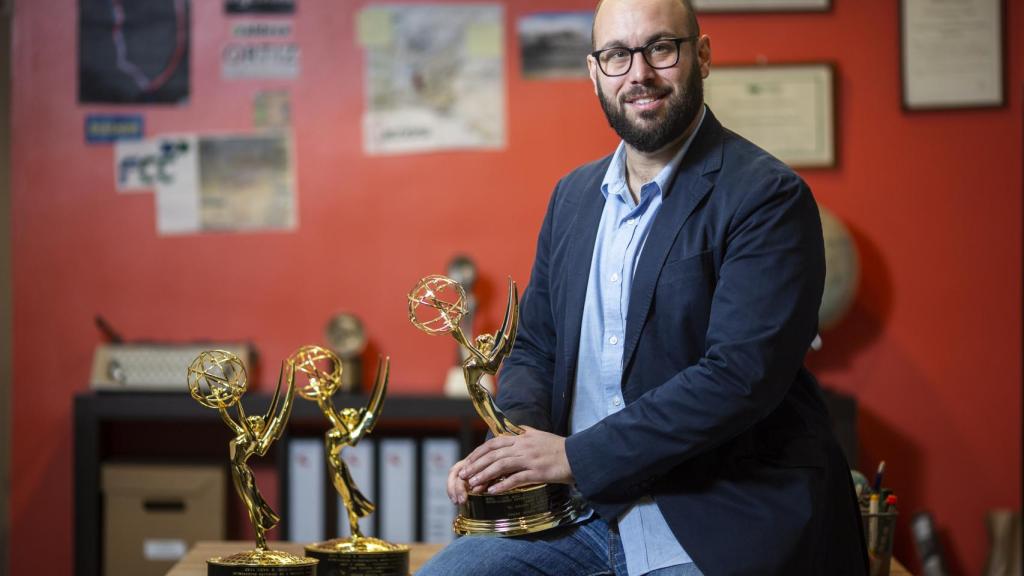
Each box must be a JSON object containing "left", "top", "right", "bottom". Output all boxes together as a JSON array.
[{"left": 102, "top": 464, "right": 225, "bottom": 576}]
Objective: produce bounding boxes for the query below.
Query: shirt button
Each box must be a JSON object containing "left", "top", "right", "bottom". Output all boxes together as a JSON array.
[
  {"left": 610, "top": 272, "right": 620, "bottom": 283},
  {"left": 612, "top": 396, "right": 622, "bottom": 406},
  {"left": 609, "top": 335, "right": 619, "bottom": 345}
]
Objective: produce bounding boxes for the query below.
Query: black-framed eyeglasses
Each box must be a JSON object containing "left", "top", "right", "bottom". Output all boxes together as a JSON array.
[{"left": 590, "top": 36, "right": 696, "bottom": 77}]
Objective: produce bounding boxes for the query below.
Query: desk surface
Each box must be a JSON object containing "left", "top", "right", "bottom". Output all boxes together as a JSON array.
[
  {"left": 167, "top": 542, "right": 444, "bottom": 575},
  {"left": 168, "top": 541, "right": 911, "bottom": 575},
  {"left": 890, "top": 557, "right": 912, "bottom": 575}
]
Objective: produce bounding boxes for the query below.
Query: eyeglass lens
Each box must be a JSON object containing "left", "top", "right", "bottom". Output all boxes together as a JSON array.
[{"left": 599, "top": 39, "right": 681, "bottom": 76}]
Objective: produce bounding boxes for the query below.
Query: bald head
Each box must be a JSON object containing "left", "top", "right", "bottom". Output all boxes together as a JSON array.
[{"left": 592, "top": 0, "right": 700, "bottom": 48}]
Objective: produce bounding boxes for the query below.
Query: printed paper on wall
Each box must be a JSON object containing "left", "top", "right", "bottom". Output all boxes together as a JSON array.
[
  {"left": 79, "top": 0, "right": 190, "bottom": 104},
  {"left": 113, "top": 133, "right": 295, "bottom": 235},
  {"left": 518, "top": 12, "right": 593, "bottom": 80},
  {"left": 360, "top": 4, "right": 506, "bottom": 155}
]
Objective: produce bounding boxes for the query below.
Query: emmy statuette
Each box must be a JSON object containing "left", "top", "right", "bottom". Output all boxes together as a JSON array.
[
  {"left": 187, "top": 350, "right": 317, "bottom": 576},
  {"left": 407, "top": 275, "right": 585, "bottom": 537},
  {"left": 442, "top": 255, "right": 494, "bottom": 397},
  {"left": 291, "top": 345, "right": 410, "bottom": 576}
]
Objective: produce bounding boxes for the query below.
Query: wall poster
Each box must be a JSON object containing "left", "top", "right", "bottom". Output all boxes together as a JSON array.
[
  {"left": 358, "top": 4, "right": 505, "bottom": 155},
  {"left": 518, "top": 12, "right": 593, "bottom": 80},
  {"left": 79, "top": 0, "right": 190, "bottom": 104},
  {"left": 114, "top": 133, "right": 295, "bottom": 235}
]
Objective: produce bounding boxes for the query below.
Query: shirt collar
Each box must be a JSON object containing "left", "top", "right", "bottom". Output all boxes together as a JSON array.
[{"left": 601, "top": 105, "right": 707, "bottom": 204}]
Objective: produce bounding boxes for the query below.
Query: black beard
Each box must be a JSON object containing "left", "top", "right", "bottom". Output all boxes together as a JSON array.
[{"left": 598, "top": 59, "right": 703, "bottom": 153}]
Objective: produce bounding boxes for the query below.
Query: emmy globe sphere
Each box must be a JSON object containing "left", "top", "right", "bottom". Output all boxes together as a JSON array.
[
  {"left": 819, "top": 206, "right": 860, "bottom": 330},
  {"left": 187, "top": 350, "right": 247, "bottom": 409},
  {"left": 289, "top": 345, "right": 343, "bottom": 401},
  {"left": 408, "top": 275, "right": 468, "bottom": 336}
]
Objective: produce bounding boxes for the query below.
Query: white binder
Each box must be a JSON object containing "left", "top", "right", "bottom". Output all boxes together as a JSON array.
[
  {"left": 287, "top": 437, "right": 325, "bottom": 542},
  {"left": 335, "top": 439, "right": 376, "bottom": 538},
  {"left": 379, "top": 438, "right": 417, "bottom": 543},
  {"left": 421, "top": 438, "right": 459, "bottom": 544}
]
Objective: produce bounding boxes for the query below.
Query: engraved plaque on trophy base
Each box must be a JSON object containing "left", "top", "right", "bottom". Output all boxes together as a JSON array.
[
  {"left": 207, "top": 549, "right": 317, "bottom": 576},
  {"left": 305, "top": 537, "right": 410, "bottom": 576},
  {"left": 456, "top": 482, "right": 586, "bottom": 537}
]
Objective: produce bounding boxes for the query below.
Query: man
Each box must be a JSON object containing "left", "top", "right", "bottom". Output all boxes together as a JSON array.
[{"left": 418, "top": 0, "right": 867, "bottom": 573}]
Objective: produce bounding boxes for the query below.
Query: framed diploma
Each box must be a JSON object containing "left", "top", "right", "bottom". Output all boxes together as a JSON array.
[
  {"left": 900, "top": 0, "right": 1004, "bottom": 110},
  {"left": 704, "top": 63, "right": 835, "bottom": 168},
  {"left": 693, "top": 0, "right": 829, "bottom": 12}
]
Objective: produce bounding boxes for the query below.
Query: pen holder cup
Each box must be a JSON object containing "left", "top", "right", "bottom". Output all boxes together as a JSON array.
[{"left": 861, "top": 510, "right": 897, "bottom": 576}]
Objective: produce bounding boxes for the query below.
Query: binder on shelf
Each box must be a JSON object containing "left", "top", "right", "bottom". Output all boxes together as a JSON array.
[
  {"left": 379, "top": 437, "right": 417, "bottom": 543},
  {"left": 335, "top": 439, "right": 376, "bottom": 538},
  {"left": 287, "top": 437, "right": 325, "bottom": 542},
  {"left": 421, "top": 437, "right": 459, "bottom": 544}
]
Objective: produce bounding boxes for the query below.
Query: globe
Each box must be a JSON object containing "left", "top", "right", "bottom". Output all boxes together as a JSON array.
[
  {"left": 289, "top": 345, "right": 342, "bottom": 401},
  {"left": 407, "top": 275, "right": 468, "bottom": 335},
  {"left": 819, "top": 206, "right": 860, "bottom": 330},
  {"left": 187, "top": 350, "right": 247, "bottom": 409}
]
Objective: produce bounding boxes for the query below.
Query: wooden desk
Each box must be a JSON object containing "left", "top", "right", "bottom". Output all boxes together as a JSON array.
[
  {"left": 168, "top": 541, "right": 912, "bottom": 575},
  {"left": 167, "top": 542, "right": 444, "bottom": 575},
  {"left": 891, "top": 557, "right": 913, "bottom": 575}
]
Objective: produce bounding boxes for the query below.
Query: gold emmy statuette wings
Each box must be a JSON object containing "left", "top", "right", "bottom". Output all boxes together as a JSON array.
[
  {"left": 460, "top": 278, "right": 523, "bottom": 437},
  {"left": 188, "top": 350, "right": 316, "bottom": 571},
  {"left": 406, "top": 277, "right": 585, "bottom": 536}
]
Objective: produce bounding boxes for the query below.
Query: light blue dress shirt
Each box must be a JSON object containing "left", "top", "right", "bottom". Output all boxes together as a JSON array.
[{"left": 570, "top": 108, "right": 706, "bottom": 576}]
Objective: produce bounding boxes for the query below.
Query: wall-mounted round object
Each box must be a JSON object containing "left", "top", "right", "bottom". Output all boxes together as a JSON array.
[{"left": 819, "top": 206, "right": 860, "bottom": 330}]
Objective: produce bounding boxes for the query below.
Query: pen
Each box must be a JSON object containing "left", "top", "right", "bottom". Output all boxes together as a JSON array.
[
  {"left": 884, "top": 494, "right": 897, "bottom": 513},
  {"left": 868, "top": 494, "right": 879, "bottom": 556},
  {"left": 872, "top": 460, "right": 886, "bottom": 494}
]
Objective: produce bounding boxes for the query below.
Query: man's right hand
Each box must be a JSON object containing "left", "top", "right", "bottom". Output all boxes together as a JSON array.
[{"left": 447, "top": 458, "right": 473, "bottom": 504}]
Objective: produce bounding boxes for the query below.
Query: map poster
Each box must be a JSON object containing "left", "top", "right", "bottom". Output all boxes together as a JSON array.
[
  {"left": 79, "top": 0, "right": 190, "bottom": 104},
  {"left": 359, "top": 4, "right": 505, "bottom": 155}
]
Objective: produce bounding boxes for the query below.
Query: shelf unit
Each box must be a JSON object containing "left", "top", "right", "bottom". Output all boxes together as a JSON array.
[{"left": 73, "top": 392, "right": 483, "bottom": 576}]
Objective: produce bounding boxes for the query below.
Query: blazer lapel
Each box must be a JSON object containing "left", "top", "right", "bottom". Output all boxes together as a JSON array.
[
  {"left": 621, "top": 113, "right": 724, "bottom": 374},
  {"left": 560, "top": 159, "right": 610, "bottom": 392}
]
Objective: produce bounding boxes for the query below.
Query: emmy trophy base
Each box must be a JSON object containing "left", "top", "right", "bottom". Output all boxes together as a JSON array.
[
  {"left": 456, "top": 482, "right": 585, "bottom": 537},
  {"left": 207, "top": 549, "right": 317, "bottom": 576},
  {"left": 305, "top": 537, "right": 410, "bottom": 576}
]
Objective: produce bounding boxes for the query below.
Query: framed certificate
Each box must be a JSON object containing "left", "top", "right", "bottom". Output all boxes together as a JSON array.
[
  {"left": 704, "top": 63, "right": 835, "bottom": 168},
  {"left": 900, "top": 0, "right": 1004, "bottom": 110},
  {"left": 693, "top": 0, "right": 830, "bottom": 12}
]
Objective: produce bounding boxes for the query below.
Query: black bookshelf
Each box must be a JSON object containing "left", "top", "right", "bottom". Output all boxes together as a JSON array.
[{"left": 73, "top": 392, "right": 482, "bottom": 576}]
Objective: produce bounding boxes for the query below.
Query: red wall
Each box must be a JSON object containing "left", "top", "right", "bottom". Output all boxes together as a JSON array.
[{"left": 10, "top": 1, "right": 1021, "bottom": 574}]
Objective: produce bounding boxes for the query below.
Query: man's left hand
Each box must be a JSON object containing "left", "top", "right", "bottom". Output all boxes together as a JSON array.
[{"left": 459, "top": 426, "right": 574, "bottom": 493}]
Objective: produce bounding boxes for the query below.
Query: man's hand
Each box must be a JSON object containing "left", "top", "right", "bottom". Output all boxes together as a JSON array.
[
  {"left": 458, "top": 426, "right": 574, "bottom": 496},
  {"left": 446, "top": 457, "right": 474, "bottom": 505}
]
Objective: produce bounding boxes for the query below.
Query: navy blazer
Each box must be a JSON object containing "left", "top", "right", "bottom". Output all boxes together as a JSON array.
[{"left": 497, "top": 110, "right": 867, "bottom": 575}]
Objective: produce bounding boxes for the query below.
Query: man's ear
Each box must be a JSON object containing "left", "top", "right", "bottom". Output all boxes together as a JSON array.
[
  {"left": 697, "top": 35, "right": 711, "bottom": 79},
  {"left": 587, "top": 55, "right": 600, "bottom": 96}
]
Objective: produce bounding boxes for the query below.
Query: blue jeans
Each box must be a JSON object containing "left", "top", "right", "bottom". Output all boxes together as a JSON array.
[{"left": 415, "top": 516, "right": 703, "bottom": 576}]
